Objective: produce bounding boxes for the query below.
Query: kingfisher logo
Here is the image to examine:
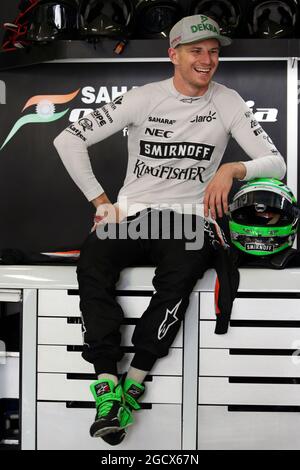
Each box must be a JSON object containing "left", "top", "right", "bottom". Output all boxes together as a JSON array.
[{"left": 0, "top": 89, "right": 80, "bottom": 150}]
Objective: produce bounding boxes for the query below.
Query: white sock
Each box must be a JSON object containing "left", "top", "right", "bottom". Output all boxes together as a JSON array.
[
  {"left": 126, "top": 367, "right": 148, "bottom": 384},
  {"left": 97, "top": 373, "right": 118, "bottom": 387}
]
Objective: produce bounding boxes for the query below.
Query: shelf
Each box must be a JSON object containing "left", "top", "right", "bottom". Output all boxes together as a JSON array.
[
  {"left": 0, "top": 38, "right": 299, "bottom": 70},
  {"left": 222, "top": 38, "right": 298, "bottom": 59},
  {"left": 0, "top": 39, "right": 169, "bottom": 70}
]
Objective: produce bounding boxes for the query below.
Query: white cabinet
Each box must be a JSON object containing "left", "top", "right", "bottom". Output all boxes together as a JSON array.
[
  {"left": 198, "top": 291, "right": 300, "bottom": 450},
  {"left": 2, "top": 266, "right": 300, "bottom": 450}
]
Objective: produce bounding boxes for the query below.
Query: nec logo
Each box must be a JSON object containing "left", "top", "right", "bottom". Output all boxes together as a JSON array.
[{"left": 145, "top": 128, "right": 173, "bottom": 138}]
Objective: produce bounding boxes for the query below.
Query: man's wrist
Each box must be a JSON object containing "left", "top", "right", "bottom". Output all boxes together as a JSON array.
[
  {"left": 228, "top": 162, "right": 247, "bottom": 180},
  {"left": 91, "top": 192, "right": 111, "bottom": 208}
]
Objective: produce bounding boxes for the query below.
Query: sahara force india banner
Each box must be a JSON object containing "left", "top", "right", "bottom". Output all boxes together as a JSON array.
[{"left": 0, "top": 60, "right": 286, "bottom": 251}]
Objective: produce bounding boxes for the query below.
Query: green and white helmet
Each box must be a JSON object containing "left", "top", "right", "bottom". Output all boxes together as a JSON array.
[{"left": 229, "top": 178, "right": 300, "bottom": 256}]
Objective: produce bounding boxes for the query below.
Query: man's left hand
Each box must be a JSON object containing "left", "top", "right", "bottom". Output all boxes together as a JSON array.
[{"left": 203, "top": 162, "right": 246, "bottom": 219}]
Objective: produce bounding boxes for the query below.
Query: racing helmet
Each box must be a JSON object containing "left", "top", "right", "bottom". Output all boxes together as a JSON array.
[
  {"left": 248, "top": 0, "right": 298, "bottom": 38},
  {"left": 133, "top": 0, "right": 183, "bottom": 39},
  {"left": 79, "top": 0, "right": 134, "bottom": 39},
  {"left": 229, "top": 178, "right": 300, "bottom": 256},
  {"left": 25, "top": 0, "right": 79, "bottom": 43},
  {"left": 190, "top": 0, "right": 241, "bottom": 37}
]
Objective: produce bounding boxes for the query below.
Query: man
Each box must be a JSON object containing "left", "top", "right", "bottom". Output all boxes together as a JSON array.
[{"left": 54, "top": 14, "right": 286, "bottom": 445}]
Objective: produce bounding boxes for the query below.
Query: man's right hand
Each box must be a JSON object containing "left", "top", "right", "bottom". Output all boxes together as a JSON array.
[
  {"left": 91, "top": 192, "right": 115, "bottom": 231},
  {"left": 91, "top": 202, "right": 125, "bottom": 232}
]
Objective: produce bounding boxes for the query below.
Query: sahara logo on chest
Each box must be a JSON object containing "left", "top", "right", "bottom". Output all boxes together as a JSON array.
[{"left": 148, "top": 116, "right": 176, "bottom": 125}]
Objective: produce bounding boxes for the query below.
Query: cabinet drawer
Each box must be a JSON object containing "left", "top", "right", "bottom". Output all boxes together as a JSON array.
[
  {"left": 200, "top": 293, "right": 300, "bottom": 321},
  {"left": 38, "top": 373, "right": 182, "bottom": 403},
  {"left": 38, "top": 289, "right": 152, "bottom": 318},
  {"left": 38, "top": 317, "right": 83, "bottom": 345},
  {"left": 199, "top": 349, "right": 300, "bottom": 377},
  {"left": 37, "top": 401, "right": 181, "bottom": 450},
  {"left": 38, "top": 317, "right": 182, "bottom": 347},
  {"left": 198, "top": 405, "right": 300, "bottom": 450},
  {"left": 38, "top": 345, "right": 182, "bottom": 375},
  {"left": 198, "top": 377, "right": 300, "bottom": 406},
  {"left": 200, "top": 321, "right": 300, "bottom": 349},
  {"left": 39, "top": 290, "right": 81, "bottom": 317}
]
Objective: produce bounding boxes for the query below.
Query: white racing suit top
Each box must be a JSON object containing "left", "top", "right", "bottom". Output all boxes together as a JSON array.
[{"left": 54, "top": 77, "right": 286, "bottom": 218}]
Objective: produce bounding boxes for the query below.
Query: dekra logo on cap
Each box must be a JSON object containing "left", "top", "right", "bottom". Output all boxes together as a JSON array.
[{"left": 191, "top": 21, "right": 218, "bottom": 34}]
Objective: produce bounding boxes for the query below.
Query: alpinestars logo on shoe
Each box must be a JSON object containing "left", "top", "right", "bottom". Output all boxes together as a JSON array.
[
  {"left": 95, "top": 382, "right": 110, "bottom": 396},
  {"left": 127, "top": 385, "right": 141, "bottom": 397},
  {"left": 158, "top": 300, "right": 182, "bottom": 340}
]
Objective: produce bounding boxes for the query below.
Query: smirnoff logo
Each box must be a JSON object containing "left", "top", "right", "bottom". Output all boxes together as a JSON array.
[{"left": 245, "top": 243, "right": 273, "bottom": 251}]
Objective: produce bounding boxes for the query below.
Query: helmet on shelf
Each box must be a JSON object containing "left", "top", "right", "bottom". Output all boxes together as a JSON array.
[
  {"left": 229, "top": 178, "right": 300, "bottom": 256},
  {"left": 2, "top": 0, "right": 40, "bottom": 51},
  {"left": 25, "top": 0, "right": 79, "bottom": 43},
  {"left": 133, "top": 0, "right": 183, "bottom": 39},
  {"left": 190, "top": 0, "right": 241, "bottom": 37},
  {"left": 248, "top": 0, "right": 298, "bottom": 38},
  {"left": 79, "top": 0, "right": 134, "bottom": 40}
]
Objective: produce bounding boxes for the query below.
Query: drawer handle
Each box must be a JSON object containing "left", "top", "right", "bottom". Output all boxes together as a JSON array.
[
  {"left": 66, "top": 318, "right": 138, "bottom": 326},
  {"left": 229, "top": 377, "right": 300, "bottom": 384},
  {"left": 229, "top": 349, "right": 295, "bottom": 356},
  {"left": 236, "top": 293, "right": 300, "bottom": 299},
  {"left": 67, "top": 318, "right": 82, "bottom": 324},
  {"left": 231, "top": 320, "right": 300, "bottom": 328},
  {"left": 115, "top": 290, "right": 153, "bottom": 297},
  {"left": 67, "top": 290, "right": 79, "bottom": 296},
  {"left": 67, "top": 373, "right": 95, "bottom": 380},
  {"left": 66, "top": 373, "right": 153, "bottom": 383},
  {"left": 228, "top": 405, "right": 300, "bottom": 413},
  {"left": 66, "top": 401, "right": 152, "bottom": 410}
]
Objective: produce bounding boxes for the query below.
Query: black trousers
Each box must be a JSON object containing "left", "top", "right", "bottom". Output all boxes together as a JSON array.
[{"left": 77, "top": 210, "right": 214, "bottom": 375}]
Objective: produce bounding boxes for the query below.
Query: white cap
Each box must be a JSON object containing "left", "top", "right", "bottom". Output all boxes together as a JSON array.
[{"left": 169, "top": 14, "right": 232, "bottom": 48}]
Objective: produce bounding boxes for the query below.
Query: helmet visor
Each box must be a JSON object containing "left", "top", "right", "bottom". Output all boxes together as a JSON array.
[{"left": 229, "top": 190, "right": 299, "bottom": 226}]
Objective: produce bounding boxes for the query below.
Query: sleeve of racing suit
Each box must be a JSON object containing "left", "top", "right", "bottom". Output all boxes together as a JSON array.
[
  {"left": 226, "top": 91, "right": 286, "bottom": 181},
  {"left": 53, "top": 86, "right": 148, "bottom": 201}
]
